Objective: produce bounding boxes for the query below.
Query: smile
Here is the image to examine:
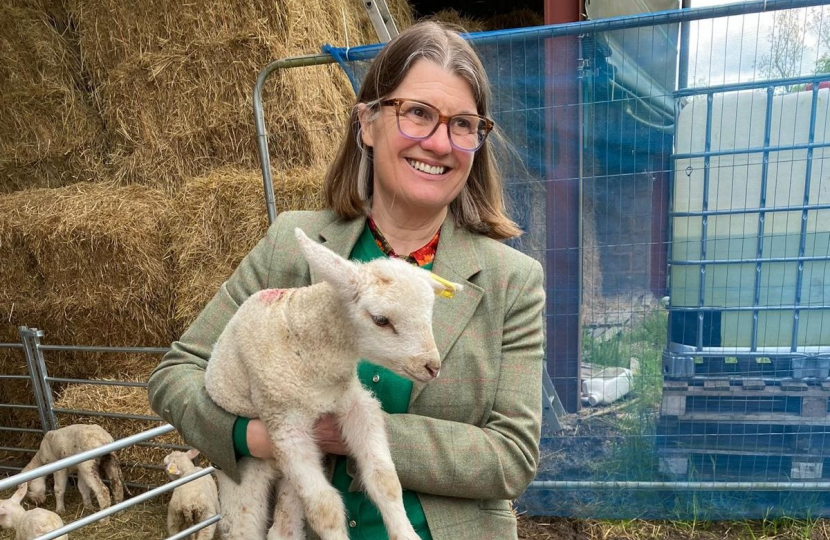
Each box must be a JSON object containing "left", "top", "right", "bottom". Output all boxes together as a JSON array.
[{"left": 407, "top": 159, "right": 447, "bottom": 175}]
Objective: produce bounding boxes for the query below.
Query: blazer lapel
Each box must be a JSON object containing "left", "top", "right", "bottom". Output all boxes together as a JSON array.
[
  {"left": 410, "top": 217, "right": 484, "bottom": 406},
  {"left": 314, "top": 216, "right": 366, "bottom": 283}
]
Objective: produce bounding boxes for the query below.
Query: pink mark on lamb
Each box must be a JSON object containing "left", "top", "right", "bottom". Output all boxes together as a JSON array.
[{"left": 259, "top": 288, "right": 287, "bottom": 304}]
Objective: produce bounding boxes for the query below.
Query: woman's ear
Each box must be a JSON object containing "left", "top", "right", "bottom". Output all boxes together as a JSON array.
[{"left": 357, "top": 103, "right": 375, "bottom": 148}]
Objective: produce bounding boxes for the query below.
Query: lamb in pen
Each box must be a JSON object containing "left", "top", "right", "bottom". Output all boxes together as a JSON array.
[
  {"left": 204, "top": 227, "right": 461, "bottom": 540},
  {"left": 22, "top": 424, "right": 125, "bottom": 514},
  {"left": 0, "top": 483, "right": 68, "bottom": 540},
  {"left": 163, "top": 449, "right": 219, "bottom": 540}
]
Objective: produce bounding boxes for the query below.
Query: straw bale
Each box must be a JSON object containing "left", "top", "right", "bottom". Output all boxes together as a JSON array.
[
  {"left": 426, "top": 9, "right": 487, "bottom": 33},
  {"left": 484, "top": 8, "right": 544, "bottom": 31},
  {"left": 581, "top": 195, "right": 605, "bottom": 324},
  {"left": 170, "top": 165, "right": 325, "bottom": 331},
  {"left": 54, "top": 383, "right": 184, "bottom": 486},
  {"left": 101, "top": 41, "right": 352, "bottom": 191},
  {"left": 69, "top": 0, "right": 412, "bottom": 191},
  {"left": 0, "top": 6, "right": 106, "bottom": 193},
  {"left": 0, "top": 182, "right": 172, "bottom": 312},
  {"left": 71, "top": 0, "right": 412, "bottom": 79},
  {"left": 0, "top": 182, "right": 175, "bottom": 386}
]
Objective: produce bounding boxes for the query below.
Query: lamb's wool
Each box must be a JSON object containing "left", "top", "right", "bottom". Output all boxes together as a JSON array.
[
  {"left": 206, "top": 228, "right": 460, "bottom": 540},
  {"left": 163, "top": 449, "right": 219, "bottom": 540},
  {"left": 0, "top": 484, "right": 67, "bottom": 540}
]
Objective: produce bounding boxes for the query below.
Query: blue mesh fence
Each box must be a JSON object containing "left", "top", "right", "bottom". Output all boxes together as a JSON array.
[{"left": 308, "top": 0, "right": 830, "bottom": 520}]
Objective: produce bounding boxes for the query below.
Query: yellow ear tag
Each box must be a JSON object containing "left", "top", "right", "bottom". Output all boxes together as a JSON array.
[{"left": 430, "top": 273, "right": 456, "bottom": 298}]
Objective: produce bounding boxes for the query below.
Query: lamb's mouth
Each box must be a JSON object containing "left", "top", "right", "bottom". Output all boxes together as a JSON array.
[
  {"left": 402, "top": 366, "right": 439, "bottom": 382},
  {"left": 407, "top": 159, "right": 449, "bottom": 176}
]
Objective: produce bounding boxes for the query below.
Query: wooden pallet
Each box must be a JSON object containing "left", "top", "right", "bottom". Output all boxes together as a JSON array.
[
  {"left": 657, "top": 447, "right": 827, "bottom": 480},
  {"left": 660, "top": 379, "right": 830, "bottom": 424},
  {"left": 657, "top": 379, "right": 830, "bottom": 479}
]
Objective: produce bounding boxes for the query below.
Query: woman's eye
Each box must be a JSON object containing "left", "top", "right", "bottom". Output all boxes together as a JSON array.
[
  {"left": 454, "top": 118, "right": 471, "bottom": 130},
  {"left": 372, "top": 315, "right": 390, "bottom": 327}
]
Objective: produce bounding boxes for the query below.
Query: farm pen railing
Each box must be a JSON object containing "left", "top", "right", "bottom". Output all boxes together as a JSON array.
[{"left": 0, "top": 327, "right": 219, "bottom": 539}]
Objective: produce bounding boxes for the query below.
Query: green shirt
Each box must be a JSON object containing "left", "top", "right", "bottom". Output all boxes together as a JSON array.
[{"left": 331, "top": 223, "right": 433, "bottom": 540}]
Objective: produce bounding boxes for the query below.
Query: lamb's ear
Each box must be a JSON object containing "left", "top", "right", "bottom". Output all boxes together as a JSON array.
[
  {"left": 295, "top": 228, "right": 360, "bottom": 291},
  {"left": 185, "top": 449, "right": 200, "bottom": 460},
  {"left": 12, "top": 483, "right": 27, "bottom": 504}
]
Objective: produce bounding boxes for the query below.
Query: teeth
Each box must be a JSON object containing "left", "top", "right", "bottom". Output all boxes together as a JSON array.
[{"left": 407, "top": 159, "right": 446, "bottom": 175}]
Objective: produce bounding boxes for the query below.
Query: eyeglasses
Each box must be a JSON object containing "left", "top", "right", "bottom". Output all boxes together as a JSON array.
[{"left": 380, "top": 98, "right": 494, "bottom": 152}]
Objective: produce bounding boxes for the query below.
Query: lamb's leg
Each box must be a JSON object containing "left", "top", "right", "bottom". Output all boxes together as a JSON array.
[
  {"left": 101, "top": 454, "right": 125, "bottom": 503},
  {"left": 167, "top": 505, "right": 180, "bottom": 537},
  {"left": 77, "top": 475, "right": 93, "bottom": 509},
  {"left": 216, "top": 457, "right": 275, "bottom": 540},
  {"left": 196, "top": 520, "right": 218, "bottom": 540},
  {"left": 53, "top": 468, "right": 68, "bottom": 513},
  {"left": 336, "top": 384, "right": 419, "bottom": 540},
  {"left": 77, "top": 460, "right": 111, "bottom": 510},
  {"left": 267, "top": 478, "right": 304, "bottom": 540},
  {"left": 267, "top": 419, "right": 348, "bottom": 540}
]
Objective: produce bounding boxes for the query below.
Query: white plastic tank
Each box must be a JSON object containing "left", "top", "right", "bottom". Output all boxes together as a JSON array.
[{"left": 581, "top": 367, "right": 633, "bottom": 406}]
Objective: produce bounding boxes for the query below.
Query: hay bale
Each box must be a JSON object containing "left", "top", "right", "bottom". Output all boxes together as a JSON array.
[
  {"left": 484, "top": 8, "right": 544, "bottom": 31},
  {"left": 582, "top": 195, "right": 605, "bottom": 324},
  {"left": 425, "top": 9, "right": 487, "bottom": 33},
  {"left": 0, "top": 6, "right": 106, "bottom": 193},
  {"left": 170, "top": 165, "right": 325, "bottom": 331},
  {"left": 0, "top": 182, "right": 175, "bottom": 386},
  {"left": 69, "top": 0, "right": 412, "bottom": 191},
  {"left": 54, "top": 383, "right": 184, "bottom": 486},
  {"left": 101, "top": 41, "right": 352, "bottom": 191},
  {"left": 71, "top": 0, "right": 412, "bottom": 77}
]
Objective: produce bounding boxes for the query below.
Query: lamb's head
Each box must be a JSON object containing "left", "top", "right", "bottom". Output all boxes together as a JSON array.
[
  {"left": 295, "top": 228, "right": 462, "bottom": 382},
  {"left": 163, "top": 449, "right": 200, "bottom": 480},
  {"left": 0, "top": 483, "right": 27, "bottom": 528},
  {"left": 25, "top": 476, "right": 46, "bottom": 505}
]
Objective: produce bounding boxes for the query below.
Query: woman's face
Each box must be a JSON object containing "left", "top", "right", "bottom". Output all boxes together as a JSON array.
[{"left": 359, "top": 60, "right": 478, "bottom": 217}]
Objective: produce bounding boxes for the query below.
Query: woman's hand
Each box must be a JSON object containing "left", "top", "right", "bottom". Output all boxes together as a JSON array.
[
  {"left": 246, "top": 416, "right": 348, "bottom": 457},
  {"left": 245, "top": 419, "right": 276, "bottom": 459},
  {"left": 314, "top": 414, "right": 348, "bottom": 456}
]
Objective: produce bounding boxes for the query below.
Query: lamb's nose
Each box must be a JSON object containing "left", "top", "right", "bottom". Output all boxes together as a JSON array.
[{"left": 425, "top": 362, "right": 440, "bottom": 380}]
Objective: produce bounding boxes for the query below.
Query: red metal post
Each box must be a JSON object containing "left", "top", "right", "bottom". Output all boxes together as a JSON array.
[{"left": 545, "top": 0, "right": 583, "bottom": 412}]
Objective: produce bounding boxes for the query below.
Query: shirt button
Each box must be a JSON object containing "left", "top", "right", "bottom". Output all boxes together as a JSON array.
[
  {"left": 372, "top": 374, "right": 380, "bottom": 383},
  {"left": 349, "top": 520, "right": 357, "bottom": 528}
]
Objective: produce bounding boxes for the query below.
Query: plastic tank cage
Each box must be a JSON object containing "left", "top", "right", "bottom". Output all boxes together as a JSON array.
[{"left": 253, "top": 0, "right": 830, "bottom": 520}]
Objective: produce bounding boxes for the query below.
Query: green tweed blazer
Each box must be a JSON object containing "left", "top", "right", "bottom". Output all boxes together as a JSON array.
[{"left": 147, "top": 209, "right": 545, "bottom": 540}]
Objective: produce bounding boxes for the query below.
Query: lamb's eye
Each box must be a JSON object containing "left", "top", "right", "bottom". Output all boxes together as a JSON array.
[{"left": 372, "top": 315, "right": 390, "bottom": 327}]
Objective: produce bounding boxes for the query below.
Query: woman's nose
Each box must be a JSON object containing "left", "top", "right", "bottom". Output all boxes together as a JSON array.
[{"left": 419, "top": 124, "right": 452, "bottom": 155}]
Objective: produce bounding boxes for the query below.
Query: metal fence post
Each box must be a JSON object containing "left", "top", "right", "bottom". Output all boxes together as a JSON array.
[
  {"left": 29, "top": 329, "right": 58, "bottom": 431},
  {"left": 18, "top": 326, "right": 54, "bottom": 432}
]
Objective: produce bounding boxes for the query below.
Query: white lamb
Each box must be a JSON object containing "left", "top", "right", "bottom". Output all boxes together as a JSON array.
[
  {"left": 163, "top": 449, "right": 219, "bottom": 540},
  {"left": 204, "top": 228, "right": 461, "bottom": 540},
  {"left": 23, "top": 424, "right": 124, "bottom": 515},
  {"left": 0, "top": 483, "right": 67, "bottom": 540}
]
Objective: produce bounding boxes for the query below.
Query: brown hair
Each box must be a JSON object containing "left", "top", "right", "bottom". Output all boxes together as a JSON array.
[{"left": 323, "top": 21, "right": 522, "bottom": 240}]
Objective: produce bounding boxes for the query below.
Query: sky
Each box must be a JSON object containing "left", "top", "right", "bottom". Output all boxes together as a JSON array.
[{"left": 679, "top": 0, "right": 828, "bottom": 87}]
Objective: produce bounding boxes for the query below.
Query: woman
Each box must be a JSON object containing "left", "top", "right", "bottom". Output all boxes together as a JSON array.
[{"left": 148, "top": 21, "right": 545, "bottom": 540}]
